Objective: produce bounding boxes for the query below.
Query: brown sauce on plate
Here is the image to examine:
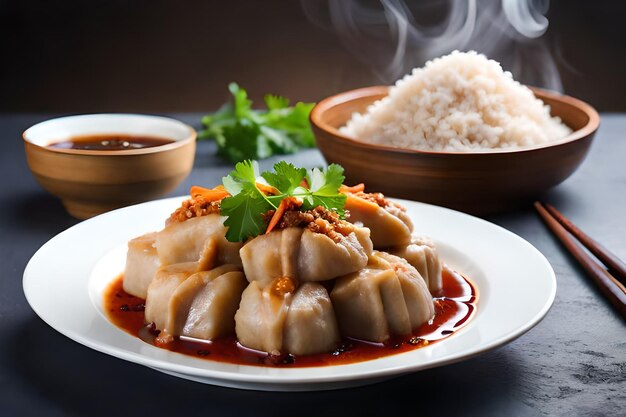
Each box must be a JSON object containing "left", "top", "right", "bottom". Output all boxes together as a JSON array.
[
  {"left": 49, "top": 134, "right": 174, "bottom": 151},
  {"left": 104, "top": 269, "right": 477, "bottom": 367}
]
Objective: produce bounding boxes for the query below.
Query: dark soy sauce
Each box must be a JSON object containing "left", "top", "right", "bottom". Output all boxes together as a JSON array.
[{"left": 49, "top": 134, "right": 174, "bottom": 151}]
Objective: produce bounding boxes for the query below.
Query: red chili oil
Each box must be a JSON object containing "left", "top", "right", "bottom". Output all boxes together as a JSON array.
[{"left": 104, "top": 268, "right": 477, "bottom": 367}]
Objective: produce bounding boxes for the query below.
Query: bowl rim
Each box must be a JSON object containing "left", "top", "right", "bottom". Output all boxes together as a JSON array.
[
  {"left": 310, "top": 85, "right": 600, "bottom": 156},
  {"left": 22, "top": 113, "right": 197, "bottom": 156}
]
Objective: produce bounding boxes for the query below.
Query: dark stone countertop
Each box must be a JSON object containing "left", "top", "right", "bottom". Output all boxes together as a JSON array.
[{"left": 0, "top": 114, "right": 624, "bottom": 417}]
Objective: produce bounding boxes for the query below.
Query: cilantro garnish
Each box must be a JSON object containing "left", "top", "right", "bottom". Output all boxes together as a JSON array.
[
  {"left": 220, "top": 160, "right": 347, "bottom": 242},
  {"left": 199, "top": 83, "right": 316, "bottom": 162}
]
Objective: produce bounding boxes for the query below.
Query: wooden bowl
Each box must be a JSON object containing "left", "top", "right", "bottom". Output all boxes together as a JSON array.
[
  {"left": 23, "top": 114, "right": 196, "bottom": 219},
  {"left": 311, "top": 86, "right": 600, "bottom": 214}
]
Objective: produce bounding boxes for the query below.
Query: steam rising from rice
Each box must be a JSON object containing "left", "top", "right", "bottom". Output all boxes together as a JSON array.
[{"left": 340, "top": 51, "right": 571, "bottom": 152}]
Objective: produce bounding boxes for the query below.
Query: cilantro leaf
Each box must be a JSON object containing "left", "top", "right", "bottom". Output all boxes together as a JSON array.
[
  {"left": 307, "top": 164, "right": 345, "bottom": 194},
  {"left": 221, "top": 160, "right": 277, "bottom": 242},
  {"left": 222, "top": 159, "right": 259, "bottom": 191},
  {"left": 262, "top": 161, "right": 306, "bottom": 194},
  {"left": 217, "top": 122, "right": 259, "bottom": 162},
  {"left": 220, "top": 160, "right": 347, "bottom": 242},
  {"left": 264, "top": 94, "right": 290, "bottom": 110},
  {"left": 302, "top": 164, "right": 346, "bottom": 214},
  {"left": 259, "top": 126, "right": 299, "bottom": 155},
  {"left": 221, "top": 184, "right": 272, "bottom": 243},
  {"left": 199, "top": 83, "right": 316, "bottom": 162},
  {"left": 268, "top": 102, "right": 316, "bottom": 148},
  {"left": 198, "top": 103, "right": 234, "bottom": 140},
  {"left": 229, "top": 82, "right": 253, "bottom": 119}
]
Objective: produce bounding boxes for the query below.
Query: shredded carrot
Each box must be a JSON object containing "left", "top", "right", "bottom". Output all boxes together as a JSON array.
[
  {"left": 265, "top": 198, "right": 289, "bottom": 234},
  {"left": 189, "top": 185, "right": 230, "bottom": 201},
  {"left": 256, "top": 183, "right": 280, "bottom": 196},
  {"left": 265, "top": 196, "right": 299, "bottom": 234},
  {"left": 339, "top": 183, "right": 365, "bottom": 194},
  {"left": 345, "top": 194, "right": 379, "bottom": 212}
]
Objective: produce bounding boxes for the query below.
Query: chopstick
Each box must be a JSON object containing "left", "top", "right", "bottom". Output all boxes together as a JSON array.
[
  {"left": 535, "top": 202, "right": 626, "bottom": 319},
  {"left": 544, "top": 203, "right": 626, "bottom": 285}
]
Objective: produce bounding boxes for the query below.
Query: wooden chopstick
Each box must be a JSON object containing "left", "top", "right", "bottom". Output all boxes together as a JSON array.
[
  {"left": 535, "top": 202, "right": 626, "bottom": 319},
  {"left": 544, "top": 203, "right": 626, "bottom": 285}
]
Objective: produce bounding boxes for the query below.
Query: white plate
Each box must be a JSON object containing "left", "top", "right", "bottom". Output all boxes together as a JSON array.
[{"left": 23, "top": 197, "right": 556, "bottom": 391}]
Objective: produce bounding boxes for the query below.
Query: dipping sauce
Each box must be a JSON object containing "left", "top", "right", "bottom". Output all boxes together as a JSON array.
[
  {"left": 104, "top": 268, "right": 477, "bottom": 368},
  {"left": 48, "top": 134, "right": 174, "bottom": 151}
]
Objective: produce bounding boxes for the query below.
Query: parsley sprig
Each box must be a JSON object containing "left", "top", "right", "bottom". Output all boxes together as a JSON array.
[
  {"left": 199, "top": 83, "right": 316, "bottom": 162},
  {"left": 220, "top": 160, "right": 347, "bottom": 242}
]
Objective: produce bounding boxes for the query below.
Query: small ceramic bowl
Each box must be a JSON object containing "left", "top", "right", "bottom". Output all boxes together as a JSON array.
[
  {"left": 311, "top": 86, "right": 600, "bottom": 214},
  {"left": 23, "top": 114, "right": 196, "bottom": 219}
]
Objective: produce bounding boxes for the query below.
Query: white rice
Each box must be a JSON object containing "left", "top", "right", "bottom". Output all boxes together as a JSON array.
[{"left": 340, "top": 51, "right": 571, "bottom": 152}]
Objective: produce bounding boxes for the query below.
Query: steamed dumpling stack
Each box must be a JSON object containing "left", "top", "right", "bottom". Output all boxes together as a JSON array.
[
  {"left": 343, "top": 190, "right": 413, "bottom": 247},
  {"left": 125, "top": 194, "right": 247, "bottom": 343},
  {"left": 144, "top": 263, "right": 246, "bottom": 342},
  {"left": 235, "top": 280, "right": 340, "bottom": 355},
  {"left": 239, "top": 226, "right": 372, "bottom": 285},
  {"left": 123, "top": 181, "right": 443, "bottom": 357},
  {"left": 156, "top": 214, "right": 243, "bottom": 269},
  {"left": 343, "top": 188, "right": 443, "bottom": 294},
  {"left": 390, "top": 236, "right": 443, "bottom": 294},
  {"left": 235, "top": 218, "right": 373, "bottom": 355},
  {"left": 124, "top": 211, "right": 242, "bottom": 300},
  {"left": 331, "top": 252, "right": 435, "bottom": 342}
]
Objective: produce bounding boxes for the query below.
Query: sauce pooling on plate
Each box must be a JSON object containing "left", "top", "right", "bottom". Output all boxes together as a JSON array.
[
  {"left": 48, "top": 134, "right": 174, "bottom": 151},
  {"left": 104, "top": 268, "right": 477, "bottom": 367}
]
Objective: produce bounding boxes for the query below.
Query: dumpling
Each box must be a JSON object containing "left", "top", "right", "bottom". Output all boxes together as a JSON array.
[
  {"left": 156, "top": 214, "right": 243, "bottom": 269},
  {"left": 343, "top": 192, "right": 413, "bottom": 248},
  {"left": 390, "top": 236, "right": 443, "bottom": 294},
  {"left": 123, "top": 232, "right": 160, "bottom": 298},
  {"left": 167, "top": 265, "right": 246, "bottom": 340},
  {"left": 235, "top": 279, "right": 340, "bottom": 355},
  {"left": 331, "top": 251, "right": 434, "bottom": 343},
  {"left": 283, "top": 283, "right": 341, "bottom": 355},
  {"left": 145, "top": 263, "right": 246, "bottom": 342},
  {"left": 299, "top": 227, "right": 372, "bottom": 283},
  {"left": 234, "top": 280, "right": 290, "bottom": 355},
  {"left": 240, "top": 227, "right": 372, "bottom": 286},
  {"left": 144, "top": 262, "right": 199, "bottom": 333},
  {"left": 239, "top": 228, "right": 302, "bottom": 287}
]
